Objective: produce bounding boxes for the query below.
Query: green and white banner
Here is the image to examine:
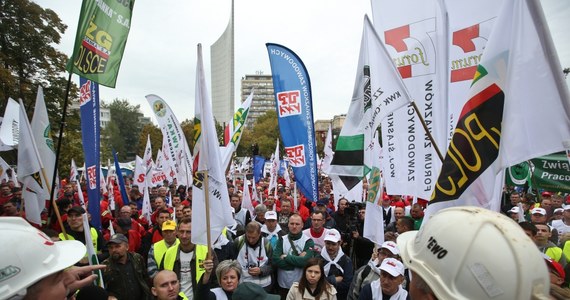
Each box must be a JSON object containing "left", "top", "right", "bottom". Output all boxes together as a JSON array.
[{"left": 506, "top": 152, "right": 570, "bottom": 193}]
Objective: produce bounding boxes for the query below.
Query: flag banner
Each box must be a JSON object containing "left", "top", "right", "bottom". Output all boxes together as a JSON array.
[
  {"left": 221, "top": 91, "right": 254, "bottom": 170},
  {"left": 133, "top": 155, "right": 145, "bottom": 187},
  {"left": 154, "top": 149, "right": 175, "bottom": 185},
  {"left": 253, "top": 155, "right": 265, "bottom": 184},
  {"left": 321, "top": 124, "right": 334, "bottom": 174},
  {"left": 141, "top": 182, "right": 152, "bottom": 225},
  {"left": 266, "top": 43, "right": 319, "bottom": 201},
  {"left": 268, "top": 140, "right": 279, "bottom": 196},
  {"left": 106, "top": 159, "right": 116, "bottom": 210},
  {"left": 32, "top": 86, "right": 57, "bottom": 195},
  {"left": 18, "top": 99, "right": 48, "bottom": 224},
  {"left": 113, "top": 149, "right": 129, "bottom": 207},
  {"left": 79, "top": 77, "right": 101, "bottom": 229},
  {"left": 331, "top": 174, "right": 363, "bottom": 203},
  {"left": 373, "top": 0, "right": 447, "bottom": 199},
  {"left": 364, "top": 134, "right": 385, "bottom": 245},
  {"left": 146, "top": 94, "right": 192, "bottom": 187},
  {"left": 142, "top": 135, "right": 153, "bottom": 188},
  {"left": 67, "top": 0, "right": 135, "bottom": 87},
  {"left": 329, "top": 16, "right": 412, "bottom": 191},
  {"left": 0, "top": 98, "right": 19, "bottom": 147},
  {"left": 444, "top": 0, "right": 502, "bottom": 143},
  {"left": 242, "top": 180, "right": 255, "bottom": 217},
  {"left": 506, "top": 152, "right": 570, "bottom": 194},
  {"left": 0, "top": 156, "right": 11, "bottom": 183},
  {"left": 427, "top": 0, "right": 570, "bottom": 219},
  {"left": 192, "top": 44, "right": 234, "bottom": 246}
]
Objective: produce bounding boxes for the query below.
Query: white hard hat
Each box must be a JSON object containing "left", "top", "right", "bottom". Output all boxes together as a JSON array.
[
  {"left": 397, "top": 206, "right": 550, "bottom": 300},
  {"left": 0, "top": 217, "right": 86, "bottom": 299}
]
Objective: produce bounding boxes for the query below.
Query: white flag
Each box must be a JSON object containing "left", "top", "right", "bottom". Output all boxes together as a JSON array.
[
  {"left": 31, "top": 86, "right": 56, "bottom": 195},
  {"left": 363, "top": 135, "right": 385, "bottom": 245},
  {"left": 133, "top": 156, "right": 145, "bottom": 187},
  {"left": 242, "top": 180, "right": 255, "bottom": 217},
  {"left": 0, "top": 156, "right": 12, "bottom": 183},
  {"left": 141, "top": 183, "right": 152, "bottom": 226},
  {"left": 142, "top": 135, "right": 153, "bottom": 188},
  {"left": 321, "top": 124, "right": 334, "bottom": 174},
  {"left": 191, "top": 44, "right": 234, "bottom": 246},
  {"left": 426, "top": 0, "right": 570, "bottom": 221},
  {"left": 0, "top": 98, "right": 19, "bottom": 147},
  {"left": 221, "top": 91, "right": 254, "bottom": 170},
  {"left": 17, "top": 99, "right": 47, "bottom": 224},
  {"left": 268, "top": 139, "right": 280, "bottom": 196}
]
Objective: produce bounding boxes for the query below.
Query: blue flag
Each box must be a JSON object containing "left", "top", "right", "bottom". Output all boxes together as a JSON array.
[
  {"left": 266, "top": 43, "right": 318, "bottom": 201},
  {"left": 253, "top": 155, "right": 266, "bottom": 184},
  {"left": 113, "top": 149, "right": 129, "bottom": 208},
  {"left": 79, "top": 77, "right": 101, "bottom": 229}
]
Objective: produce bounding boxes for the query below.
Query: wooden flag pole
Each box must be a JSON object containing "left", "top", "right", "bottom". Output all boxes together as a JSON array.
[
  {"left": 41, "top": 167, "right": 68, "bottom": 239},
  {"left": 203, "top": 170, "right": 212, "bottom": 260},
  {"left": 411, "top": 101, "right": 445, "bottom": 162}
]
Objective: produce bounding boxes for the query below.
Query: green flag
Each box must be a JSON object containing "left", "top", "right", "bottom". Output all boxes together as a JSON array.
[{"left": 67, "top": 0, "right": 135, "bottom": 87}]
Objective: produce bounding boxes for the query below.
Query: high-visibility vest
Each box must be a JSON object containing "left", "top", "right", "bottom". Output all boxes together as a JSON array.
[
  {"left": 154, "top": 239, "right": 180, "bottom": 267},
  {"left": 163, "top": 243, "right": 209, "bottom": 281},
  {"left": 59, "top": 228, "right": 99, "bottom": 256}
]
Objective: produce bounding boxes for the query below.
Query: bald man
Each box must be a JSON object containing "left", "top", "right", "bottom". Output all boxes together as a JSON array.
[{"left": 152, "top": 270, "right": 187, "bottom": 300}]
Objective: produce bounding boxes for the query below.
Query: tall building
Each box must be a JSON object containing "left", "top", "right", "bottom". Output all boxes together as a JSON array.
[
  {"left": 210, "top": 0, "right": 234, "bottom": 125},
  {"left": 241, "top": 72, "right": 275, "bottom": 128}
]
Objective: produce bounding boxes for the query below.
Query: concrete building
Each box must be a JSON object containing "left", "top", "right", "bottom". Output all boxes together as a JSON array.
[
  {"left": 69, "top": 102, "right": 112, "bottom": 129},
  {"left": 241, "top": 72, "right": 275, "bottom": 128},
  {"left": 210, "top": 0, "right": 234, "bottom": 125}
]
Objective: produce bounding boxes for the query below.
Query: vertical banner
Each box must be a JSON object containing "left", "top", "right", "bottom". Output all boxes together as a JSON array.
[
  {"left": 146, "top": 94, "right": 192, "bottom": 187},
  {"left": 79, "top": 77, "right": 101, "bottom": 229},
  {"left": 266, "top": 43, "right": 319, "bottom": 202},
  {"left": 221, "top": 91, "right": 254, "bottom": 171},
  {"left": 373, "top": 0, "right": 447, "bottom": 200},
  {"left": 113, "top": 149, "right": 129, "bottom": 206},
  {"left": 67, "top": 0, "right": 136, "bottom": 87}
]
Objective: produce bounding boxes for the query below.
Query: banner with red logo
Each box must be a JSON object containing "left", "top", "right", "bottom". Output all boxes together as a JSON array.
[
  {"left": 79, "top": 77, "right": 101, "bottom": 229},
  {"left": 266, "top": 43, "right": 319, "bottom": 202}
]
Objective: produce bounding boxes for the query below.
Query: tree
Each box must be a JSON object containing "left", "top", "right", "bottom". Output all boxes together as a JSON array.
[
  {"left": 136, "top": 123, "right": 162, "bottom": 159},
  {"left": 237, "top": 110, "right": 280, "bottom": 158},
  {"left": 103, "top": 99, "right": 144, "bottom": 161},
  {"left": 180, "top": 119, "right": 195, "bottom": 153}
]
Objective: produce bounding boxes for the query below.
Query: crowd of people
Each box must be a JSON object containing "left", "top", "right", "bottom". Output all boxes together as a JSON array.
[{"left": 0, "top": 173, "right": 569, "bottom": 299}]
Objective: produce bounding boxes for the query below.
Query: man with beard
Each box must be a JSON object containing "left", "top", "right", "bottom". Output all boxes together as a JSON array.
[
  {"left": 233, "top": 222, "right": 273, "bottom": 291},
  {"left": 103, "top": 233, "right": 152, "bottom": 300}
]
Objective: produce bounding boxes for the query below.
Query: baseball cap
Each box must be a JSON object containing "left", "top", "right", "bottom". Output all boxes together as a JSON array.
[
  {"left": 324, "top": 229, "right": 341, "bottom": 243},
  {"left": 232, "top": 282, "right": 280, "bottom": 300},
  {"left": 265, "top": 211, "right": 277, "bottom": 220},
  {"left": 508, "top": 206, "right": 520, "bottom": 214},
  {"left": 107, "top": 233, "right": 128, "bottom": 245},
  {"left": 162, "top": 220, "right": 176, "bottom": 231},
  {"left": 68, "top": 206, "right": 86, "bottom": 215},
  {"left": 541, "top": 191, "right": 553, "bottom": 198},
  {"left": 554, "top": 208, "right": 564, "bottom": 214},
  {"left": 380, "top": 257, "right": 405, "bottom": 277},
  {"left": 545, "top": 258, "right": 565, "bottom": 279},
  {"left": 0, "top": 217, "right": 86, "bottom": 299},
  {"left": 531, "top": 208, "right": 546, "bottom": 215},
  {"left": 564, "top": 204, "right": 570, "bottom": 211},
  {"left": 381, "top": 241, "right": 400, "bottom": 255}
]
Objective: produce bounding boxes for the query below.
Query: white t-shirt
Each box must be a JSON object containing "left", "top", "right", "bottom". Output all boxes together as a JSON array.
[
  {"left": 552, "top": 219, "right": 570, "bottom": 237},
  {"left": 179, "top": 250, "right": 194, "bottom": 299}
]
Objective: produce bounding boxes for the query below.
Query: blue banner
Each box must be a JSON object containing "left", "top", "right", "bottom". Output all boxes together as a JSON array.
[
  {"left": 266, "top": 43, "right": 318, "bottom": 201},
  {"left": 113, "top": 149, "right": 129, "bottom": 208},
  {"left": 79, "top": 77, "right": 101, "bottom": 229},
  {"left": 254, "top": 155, "right": 266, "bottom": 184},
  {"left": 278, "top": 160, "right": 288, "bottom": 177}
]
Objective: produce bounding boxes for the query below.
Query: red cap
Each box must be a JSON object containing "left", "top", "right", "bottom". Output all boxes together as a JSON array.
[
  {"left": 542, "top": 191, "right": 553, "bottom": 198},
  {"left": 546, "top": 258, "right": 565, "bottom": 279},
  {"left": 393, "top": 201, "right": 405, "bottom": 208}
]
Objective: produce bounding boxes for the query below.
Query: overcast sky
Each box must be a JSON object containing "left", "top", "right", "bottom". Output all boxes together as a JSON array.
[{"left": 33, "top": 0, "right": 569, "bottom": 124}]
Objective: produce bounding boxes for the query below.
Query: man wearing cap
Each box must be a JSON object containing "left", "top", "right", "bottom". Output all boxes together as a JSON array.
[
  {"left": 507, "top": 206, "right": 523, "bottom": 221},
  {"left": 148, "top": 220, "right": 179, "bottom": 278},
  {"left": 545, "top": 258, "right": 570, "bottom": 299},
  {"left": 319, "top": 228, "right": 353, "bottom": 299},
  {"left": 233, "top": 222, "right": 274, "bottom": 291},
  {"left": 59, "top": 205, "right": 108, "bottom": 264},
  {"left": 347, "top": 240, "right": 400, "bottom": 300},
  {"left": 531, "top": 208, "right": 560, "bottom": 244},
  {"left": 358, "top": 258, "right": 408, "bottom": 300},
  {"left": 102, "top": 233, "right": 152, "bottom": 300},
  {"left": 262, "top": 210, "right": 286, "bottom": 250},
  {"left": 397, "top": 206, "right": 550, "bottom": 299},
  {"left": 552, "top": 205, "right": 570, "bottom": 240}
]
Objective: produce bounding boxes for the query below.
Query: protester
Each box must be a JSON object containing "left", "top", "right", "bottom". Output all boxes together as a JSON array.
[
  {"left": 152, "top": 270, "right": 188, "bottom": 300},
  {"left": 286, "top": 257, "right": 337, "bottom": 300},
  {"left": 195, "top": 259, "right": 239, "bottom": 299},
  {"left": 148, "top": 220, "right": 179, "bottom": 278},
  {"left": 0, "top": 217, "right": 105, "bottom": 299},
  {"left": 397, "top": 206, "right": 550, "bottom": 299},
  {"left": 59, "top": 205, "right": 108, "bottom": 264},
  {"left": 233, "top": 222, "right": 274, "bottom": 290},
  {"left": 319, "top": 229, "right": 353, "bottom": 299},
  {"left": 358, "top": 257, "right": 408, "bottom": 300}
]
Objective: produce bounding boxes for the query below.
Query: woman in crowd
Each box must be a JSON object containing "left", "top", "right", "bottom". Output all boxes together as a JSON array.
[
  {"left": 196, "top": 260, "right": 241, "bottom": 299},
  {"left": 287, "top": 258, "right": 337, "bottom": 300}
]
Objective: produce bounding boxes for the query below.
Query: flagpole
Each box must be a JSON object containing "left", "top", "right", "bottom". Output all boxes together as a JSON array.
[
  {"left": 410, "top": 101, "right": 444, "bottom": 162},
  {"left": 47, "top": 72, "right": 73, "bottom": 226},
  {"left": 203, "top": 170, "right": 213, "bottom": 260},
  {"left": 41, "top": 167, "right": 69, "bottom": 239}
]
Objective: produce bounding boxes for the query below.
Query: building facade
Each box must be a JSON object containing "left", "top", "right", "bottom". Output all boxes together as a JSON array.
[{"left": 241, "top": 72, "right": 275, "bottom": 128}]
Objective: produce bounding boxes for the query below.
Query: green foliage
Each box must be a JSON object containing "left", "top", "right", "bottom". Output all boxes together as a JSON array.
[
  {"left": 237, "top": 110, "right": 280, "bottom": 158},
  {"left": 180, "top": 119, "right": 194, "bottom": 153},
  {"left": 136, "top": 123, "right": 163, "bottom": 159},
  {"left": 104, "top": 98, "right": 143, "bottom": 161}
]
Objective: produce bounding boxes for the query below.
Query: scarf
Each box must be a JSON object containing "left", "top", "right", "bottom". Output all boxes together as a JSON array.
[
  {"left": 367, "top": 258, "right": 382, "bottom": 276},
  {"left": 320, "top": 247, "right": 345, "bottom": 275}
]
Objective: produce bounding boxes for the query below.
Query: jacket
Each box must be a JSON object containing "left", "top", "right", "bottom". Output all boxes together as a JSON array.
[
  {"left": 286, "top": 282, "right": 337, "bottom": 300},
  {"left": 102, "top": 252, "right": 152, "bottom": 300}
]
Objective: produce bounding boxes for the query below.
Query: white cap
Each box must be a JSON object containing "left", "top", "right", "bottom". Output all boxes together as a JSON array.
[
  {"left": 380, "top": 257, "right": 405, "bottom": 277},
  {"left": 554, "top": 208, "right": 564, "bottom": 214},
  {"left": 563, "top": 204, "right": 570, "bottom": 211},
  {"left": 0, "top": 217, "right": 86, "bottom": 299},
  {"left": 531, "top": 208, "right": 546, "bottom": 215},
  {"left": 265, "top": 211, "right": 277, "bottom": 220},
  {"left": 324, "top": 229, "right": 341, "bottom": 243},
  {"left": 381, "top": 241, "right": 400, "bottom": 255},
  {"left": 397, "top": 206, "right": 549, "bottom": 300},
  {"left": 507, "top": 206, "right": 520, "bottom": 214}
]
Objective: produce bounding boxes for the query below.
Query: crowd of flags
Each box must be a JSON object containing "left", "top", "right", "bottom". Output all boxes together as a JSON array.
[{"left": 2, "top": 0, "right": 569, "bottom": 268}]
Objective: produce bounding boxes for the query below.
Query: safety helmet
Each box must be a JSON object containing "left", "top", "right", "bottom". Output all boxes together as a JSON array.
[
  {"left": 0, "top": 217, "right": 86, "bottom": 299},
  {"left": 397, "top": 206, "right": 549, "bottom": 300}
]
